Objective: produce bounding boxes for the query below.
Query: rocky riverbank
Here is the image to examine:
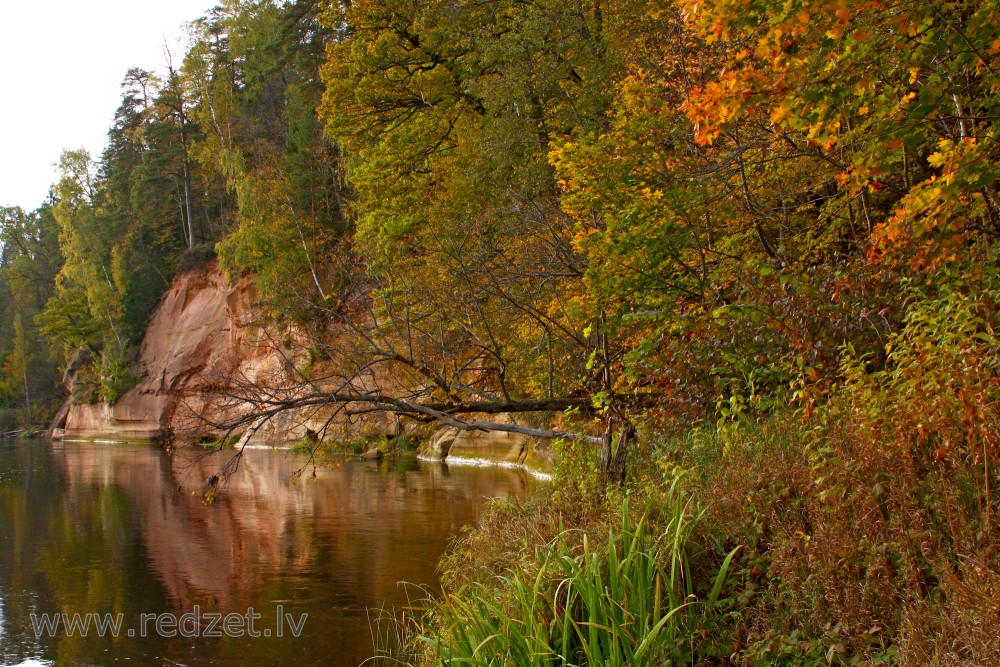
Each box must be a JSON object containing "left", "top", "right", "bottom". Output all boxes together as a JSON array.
[{"left": 51, "top": 259, "right": 554, "bottom": 476}]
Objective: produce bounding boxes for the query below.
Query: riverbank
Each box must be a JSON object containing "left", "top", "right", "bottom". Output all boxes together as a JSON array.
[
  {"left": 396, "top": 299, "right": 1000, "bottom": 664},
  {"left": 51, "top": 419, "right": 557, "bottom": 479},
  {"left": 396, "top": 422, "right": 997, "bottom": 665}
]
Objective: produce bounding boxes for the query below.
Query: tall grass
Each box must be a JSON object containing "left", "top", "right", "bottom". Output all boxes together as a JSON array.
[
  {"left": 366, "top": 601, "right": 426, "bottom": 667},
  {"left": 420, "top": 481, "right": 737, "bottom": 666}
]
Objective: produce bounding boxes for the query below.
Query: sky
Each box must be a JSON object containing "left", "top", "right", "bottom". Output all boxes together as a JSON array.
[{"left": 0, "top": 0, "right": 215, "bottom": 210}]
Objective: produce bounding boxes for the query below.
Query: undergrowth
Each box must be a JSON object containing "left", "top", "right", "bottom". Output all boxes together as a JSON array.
[
  {"left": 674, "top": 283, "right": 1000, "bottom": 665},
  {"left": 372, "top": 279, "right": 1000, "bottom": 666}
]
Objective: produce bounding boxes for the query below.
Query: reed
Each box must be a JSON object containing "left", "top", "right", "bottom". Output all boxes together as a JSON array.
[{"left": 421, "top": 481, "right": 737, "bottom": 666}]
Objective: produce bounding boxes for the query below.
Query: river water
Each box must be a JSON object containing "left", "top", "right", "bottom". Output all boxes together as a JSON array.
[{"left": 0, "top": 440, "right": 537, "bottom": 666}]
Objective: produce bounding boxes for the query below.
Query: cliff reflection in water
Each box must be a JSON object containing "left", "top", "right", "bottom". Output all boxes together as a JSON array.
[{"left": 0, "top": 441, "right": 536, "bottom": 666}]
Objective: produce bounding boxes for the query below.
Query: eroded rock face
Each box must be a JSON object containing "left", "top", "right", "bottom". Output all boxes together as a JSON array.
[
  {"left": 422, "top": 427, "right": 459, "bottom": 460},
  {"left": 60, "top": 259, "right": 555, "bottom": 474},
  {"left": 63, "top": 260, "right": 310, "bottom": 443},
  {"left": 420, "top": 416, "right": 554, "bottom": 472}
]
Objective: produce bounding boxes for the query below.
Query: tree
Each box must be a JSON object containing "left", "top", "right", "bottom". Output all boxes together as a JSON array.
[
  {"left": 183, "top": 0, "right": 344, "bottom": 315},
  {"left": 37, "top": 62, "right": 204, "bottom": 401},
  {"left": 0, "top": 205, "right": 63, "bottom": 427},
  {"left": 181, "top": 0, "right": 658, "bottom": 484}
]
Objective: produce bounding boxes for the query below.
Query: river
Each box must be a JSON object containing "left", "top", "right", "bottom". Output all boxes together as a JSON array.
[{"left": 0, "top": 440, "right": 537, "bottom": 666}]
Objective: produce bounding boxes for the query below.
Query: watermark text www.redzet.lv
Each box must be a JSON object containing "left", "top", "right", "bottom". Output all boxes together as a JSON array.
[{"left": 30, "top": 606, "right": 307, "bottom": 639}]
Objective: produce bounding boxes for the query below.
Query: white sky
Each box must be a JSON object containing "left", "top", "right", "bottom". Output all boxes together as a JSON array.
[{"left": 0, "top": 1, "right": 214, "bottom": 210}]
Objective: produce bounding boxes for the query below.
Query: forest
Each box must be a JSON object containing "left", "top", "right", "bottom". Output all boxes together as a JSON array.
[{"left": 1, "top": 0, "right": 999, "bottom": 663}]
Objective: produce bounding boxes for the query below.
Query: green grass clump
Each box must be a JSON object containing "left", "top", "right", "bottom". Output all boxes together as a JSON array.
[
  {"left": 420, "top": 481, "right": 737, "bottom": 666},
  {"left": 197, "top": 433, "right": 241, "bottom": 449},
  {"left": 288, "top": 438, "right": 318, "bottom": 454}
]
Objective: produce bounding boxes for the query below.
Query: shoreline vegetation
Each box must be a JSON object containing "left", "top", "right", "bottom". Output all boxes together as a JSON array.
[
  {"left": 382, "top": 290, "right": 1000, "bottom": 663},
  {"left": 2, "top": 0, "right": 999, "bottom": 664}
]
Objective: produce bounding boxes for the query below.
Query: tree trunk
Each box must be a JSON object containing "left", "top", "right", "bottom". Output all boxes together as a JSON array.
[
  {"left": 600, "top": 411, "right": 634, "bottom": 487},
  {"left": 181, "top": 131, "right": 195, "bottom": 249}
]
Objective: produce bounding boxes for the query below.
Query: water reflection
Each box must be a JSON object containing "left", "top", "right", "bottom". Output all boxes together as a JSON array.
[{"left": 0, "top": 441, "right": 535, "bottom": 666}]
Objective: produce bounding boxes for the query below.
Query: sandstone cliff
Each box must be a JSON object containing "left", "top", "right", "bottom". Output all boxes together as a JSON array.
[
  {"left": 59, "top": 259, "right": 313, "bottom": 443},
  {"left": 55, "top": 259, "right": 553, "bottom": 473}
]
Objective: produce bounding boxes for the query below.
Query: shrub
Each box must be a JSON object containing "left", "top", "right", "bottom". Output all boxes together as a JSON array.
[{"left": 679, "top": 281, "right": 1000, "bottom": 665}]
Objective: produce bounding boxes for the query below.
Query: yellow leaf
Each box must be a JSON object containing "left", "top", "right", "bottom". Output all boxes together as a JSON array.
[{"left": 771, "top": 102, "right": 791, "bottom": 124}]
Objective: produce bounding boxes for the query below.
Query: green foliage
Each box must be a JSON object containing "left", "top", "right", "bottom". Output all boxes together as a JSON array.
[
  {"left": 840, "top": 272, "right": 1000, "bottom": 468},
  {"left": 316, "top": 0, "right": 622, "bottom": 408},
  {"left": 36, "top": 62, "right": 198, "bottom": 402},
  {"left": 6, "top": 2, "right": 349, "bottom": 408},
  {"left": 423, "top": 489, "right": 737, "bottom": 666},
  {"left": 187, "top": 0, "right": 343, "bottom": 320},
  {"left": 552, "top": 437, "right": 602, "bottom": 502},
  {"left": 198, "top": 433, "right": 242, "bottom": 450},
  {"left": 0, "top": 205, "right": 64, "bottom": 426}
]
